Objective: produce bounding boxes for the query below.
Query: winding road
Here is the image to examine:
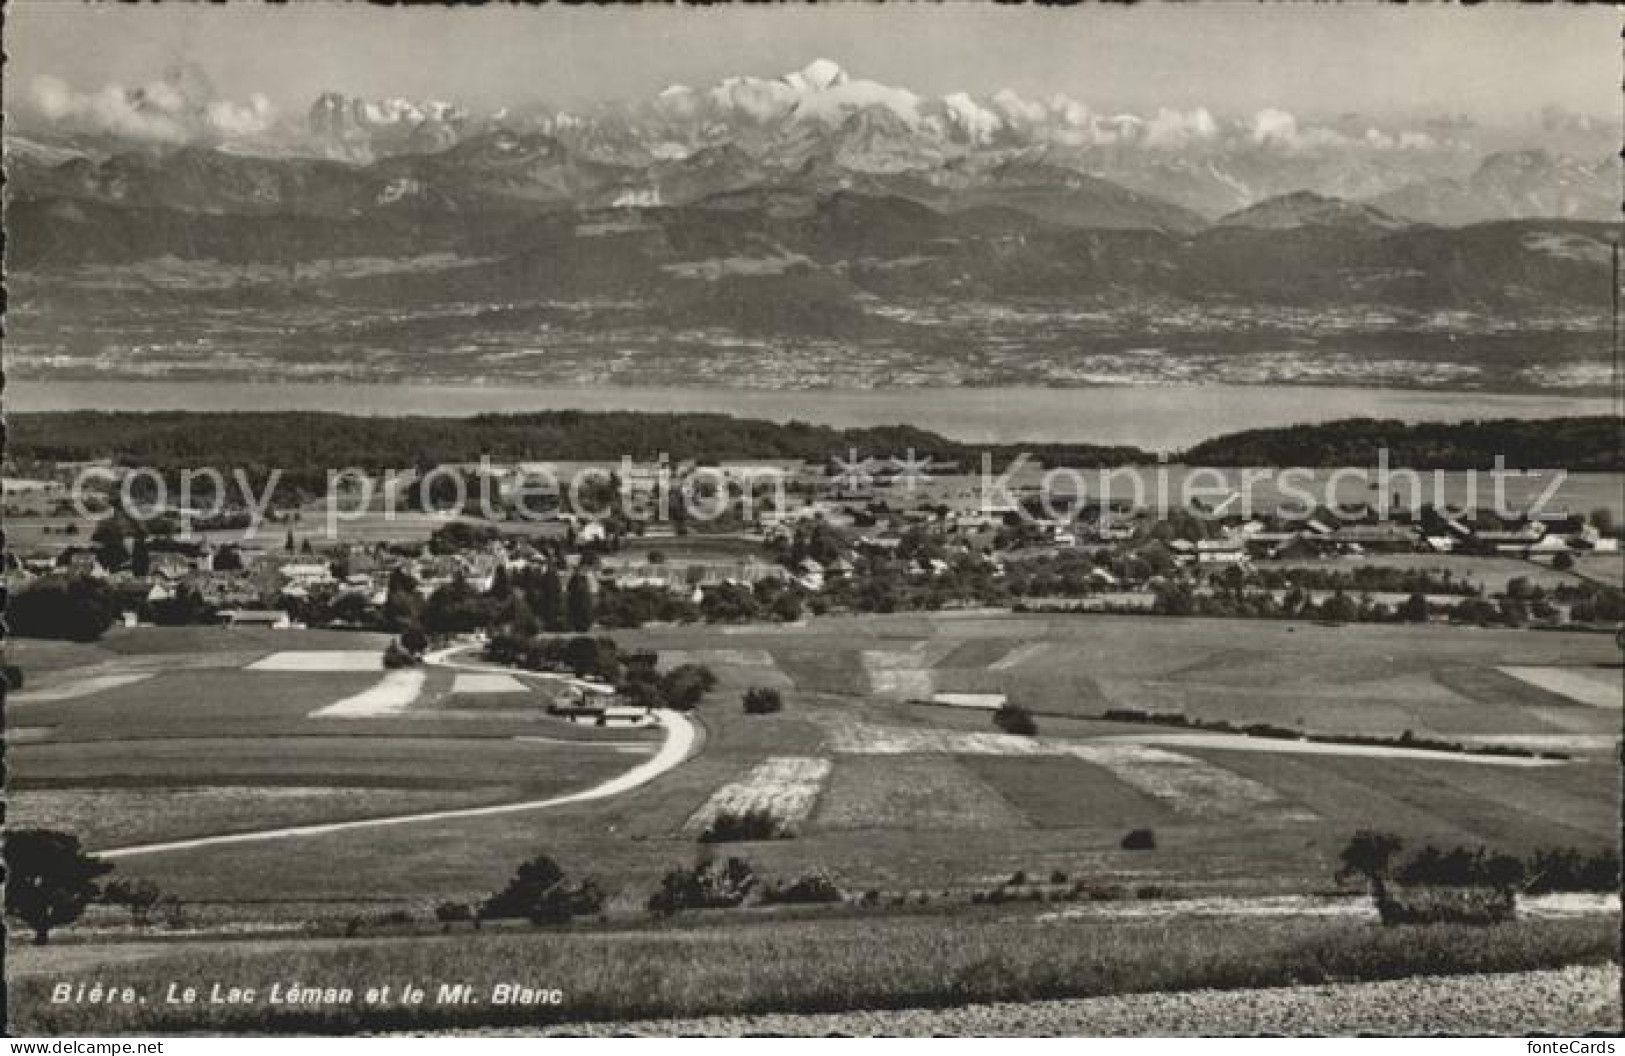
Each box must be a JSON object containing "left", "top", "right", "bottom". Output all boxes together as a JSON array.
[{"left": 99, "top": 646, "right": 698, "bottom": 859}]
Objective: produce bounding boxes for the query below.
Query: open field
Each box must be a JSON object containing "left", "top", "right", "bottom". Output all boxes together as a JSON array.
[
  {"left": 961, "top": 756, "right": 1180, "bottom": 830},
  {"left": 630, "top": 613, "right": 1625, "bottom": 752},
  {"left": 681, "top": 756, "right": 831, "bottom": 835},
  {"left": 4, "top": 785, "right": 528, "bottom": 850},
  {"left": 1264, "top": 554, "right": 1611, "bottom": 594},
  {"left": 4, "top": 628, "right": 660, "bottom": 855},
  {"left": 508, "top": 966, "right": 1625, "bottom": 1036},
  {"left": 815, "top": 756, "right": 1028, "bottom": 831},
  {"left": 1499, "top": 665, "right": 1623, "bottom": 708},
  {"left": 7, "top": 912, "right": 1618, "bottom": 1034},
  {"left": 9, "top": 615, "right": 1616, "bottom": 909}
]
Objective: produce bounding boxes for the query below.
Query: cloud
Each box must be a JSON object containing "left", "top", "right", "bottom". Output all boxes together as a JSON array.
[
  {"left": 942, "top": 92, "right": 1002, "bottom": 144},
  {"left": 1249, "top": 108, "right": 1300, "bottom": 147},
  {"left": 1143, "top": 107, "right": 1219, "bottom": 149},
  {"left": 988, "top": 88, "right": 1048, "bottom": 127},
  {"left": 25, "top": 72, "right": 277, "bottom": 145},
  {"left": 205, "top": 96, "right": 277, "bottom": 138}
]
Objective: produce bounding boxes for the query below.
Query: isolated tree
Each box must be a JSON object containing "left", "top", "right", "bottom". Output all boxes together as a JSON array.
[
  {"left": 1590, "top": 508, "right": 1616, "bottom": 536},
  {"left": 285, "top": 529, "right": 296, "bottom": 553},
  {"left": 1337, "top": 829, "right": 1404, "bottom": 905},
  {"left": 1399, "top": 592, "right": 1429, "bottom": 623},
  {"left": 566, "top": 570, "right": 595, "bottom": 632},
  {"left": 4, "top": 829, "right": 114, "bottom": 945}
]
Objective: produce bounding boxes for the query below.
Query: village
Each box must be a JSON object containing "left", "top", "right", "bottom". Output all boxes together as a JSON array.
[{"left": 6, "top": 452, "right": 1621, "bottom": 642}]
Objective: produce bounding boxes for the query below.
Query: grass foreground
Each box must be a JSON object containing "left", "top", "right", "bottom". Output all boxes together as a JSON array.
[{"left": 11, "top": 910, "right": 1620, "bottom": 1034}]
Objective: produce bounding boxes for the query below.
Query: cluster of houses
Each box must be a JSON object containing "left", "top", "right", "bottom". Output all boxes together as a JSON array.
[
  {"left": 7, "top": 452, "right": 1619, "bottom": 629},
  {"left": 1183, "top": 509, "right": 1619, "bottom": 563}
]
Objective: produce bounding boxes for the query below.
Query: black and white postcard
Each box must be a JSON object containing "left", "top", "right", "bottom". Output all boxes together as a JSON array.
[{"left": 3, "top": 2, "right": 1621, "bottom": 1039}]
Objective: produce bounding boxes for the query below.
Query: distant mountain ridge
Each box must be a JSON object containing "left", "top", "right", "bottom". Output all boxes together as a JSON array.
[
  {"left": 1371, "top": 150, "right": 1618, "bottom": 226},
  {"left": 1215, "top": 191, "right": 1406, "bottom": 232},
  {"left": 6, "top": 59, "right": 1618, "bottom": 390},
  {"left": 7, "top": 59, "right": 1615, "bottom": 223}
]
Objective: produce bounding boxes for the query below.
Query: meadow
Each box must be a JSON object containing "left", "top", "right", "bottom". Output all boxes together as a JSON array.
[
  {"left": 4, "top": 613, "right": 1619, "bottom": 1032},
  {"left": 5, "top": 627, "right": 657, "bottom": 853},
  {"left": 9, "top": 911, "right": 1617, "bottom": 1034}
]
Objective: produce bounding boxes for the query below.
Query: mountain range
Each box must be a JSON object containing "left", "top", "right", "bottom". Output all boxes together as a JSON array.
[
  {"left": 7, "top": 60, "right": 1616, "bottom": 225},
  {"left": 3, "top": 61, "right": 1618, "bottom": 395}
]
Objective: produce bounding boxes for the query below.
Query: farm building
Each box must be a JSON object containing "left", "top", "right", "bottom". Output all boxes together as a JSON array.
[
  {"left": 548, "top": 682, "right": 654, "bottom": 727},
  {"left": 1195, "top": 538, "right": 1247, "bottom": 565},
  {"left": 1328, "top": 525, "right": 1421, "bottom": 553},
  {"left": 219, "top": 609, "right": 293, "bottom": 630}
]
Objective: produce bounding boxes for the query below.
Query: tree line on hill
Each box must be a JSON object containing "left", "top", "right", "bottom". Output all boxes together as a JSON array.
[
  {"left": 1180, "top": 416, "right": 1623, "bottom": 471},
  {"left": 11, "top": 413, "right": 1620, "bottom": 499},
  {"left": 5, "top": 411, "right": 1150, "bottom": 494}
]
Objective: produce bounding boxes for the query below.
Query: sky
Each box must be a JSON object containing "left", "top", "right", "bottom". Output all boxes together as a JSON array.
[{"left": 4, "top": 2, "right": 1619, "bottom": 126}]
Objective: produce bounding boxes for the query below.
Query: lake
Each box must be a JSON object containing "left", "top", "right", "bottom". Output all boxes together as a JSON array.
[{"left": 7, "top": 380, "right": 1618, "bottom": 450}]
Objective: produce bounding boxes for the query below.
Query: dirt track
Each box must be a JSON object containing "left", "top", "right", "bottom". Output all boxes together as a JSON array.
[{"left": 519, "top": 965, "right": 1622, "bottom": 1037}]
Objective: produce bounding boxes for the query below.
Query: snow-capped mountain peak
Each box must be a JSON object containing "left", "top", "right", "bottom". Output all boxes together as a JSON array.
[{"left": 784, "top": 58, "right": 850, "bottom": 94}]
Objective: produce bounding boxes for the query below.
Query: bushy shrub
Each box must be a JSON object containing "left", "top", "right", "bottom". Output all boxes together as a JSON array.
[
  {"left": 102, "top": 878, "right": 164, "bottom": 927},
  {"left": 434, "top": 901, "right": 474, "bottom": 924},
  {"left": 742, "top": 687, "right": 784, "bottom": 714},
  {"left": 1377, "top": 887, "right": 1516, "bottom": 926},
  {"left": 659, "top": 663, "right": 717, "bottom": 711},
  {"left": 382, "top": 640, "right": 420, "bottom": 669},
  {"left": 3, "top": 665, "right": 24, "bottom": 691},
  {"left": 1525, "top": 847, "right": 1621, "bottom": 894},
  {"left": 1396, "top": 845, "right": 1524, "bottom": 893},
  {"left": 1388, "top": 842, "right": 1617, "bottom": 895},
  {"left": 647, "top": 856, "right": 757, "bottom": 914},
  {"left": 699, "top": 808, "right": 788, "bottom": 843},
  {"left": 761, "top": 871, "right": 844, "bottom": 905},
  {"left": 1121, "top": 828, "right": 1157, "bottom": 851},
  {"left": 481, "top": 853, "right": 603, "bottom": 926},
  {"left": 993, "top": 705, "right": 1038, "bottom": 736},
  {"left": 7, "top": 575, "right": 118, "bottom": 642}
]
